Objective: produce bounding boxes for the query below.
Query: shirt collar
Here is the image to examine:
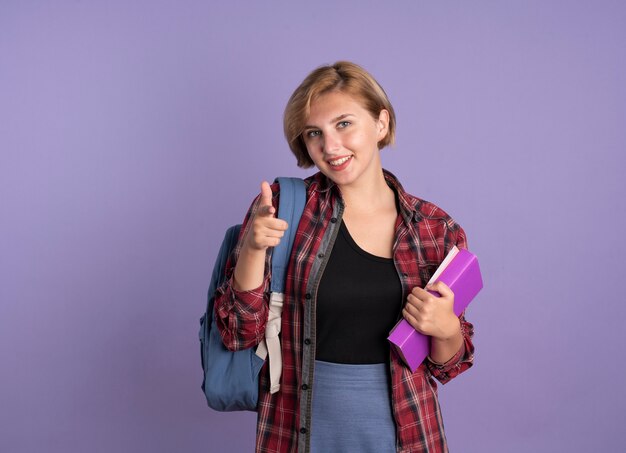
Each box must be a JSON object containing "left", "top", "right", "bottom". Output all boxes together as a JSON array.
[
  {"left": 382, "top": 170, "right": 422, "bottom": 225},
  {"left": 308, "top": 169, "right": 421, "bottom": 225}
]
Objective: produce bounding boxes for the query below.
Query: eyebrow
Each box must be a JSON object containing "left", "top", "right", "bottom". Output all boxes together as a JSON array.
[{"left": 303, "top": 113, "right": 354, "bottom": 130}]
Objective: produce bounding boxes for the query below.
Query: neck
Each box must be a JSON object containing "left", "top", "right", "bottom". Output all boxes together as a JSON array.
[{"left": 338, "top": 170, "right": 395, "bottom": 214}]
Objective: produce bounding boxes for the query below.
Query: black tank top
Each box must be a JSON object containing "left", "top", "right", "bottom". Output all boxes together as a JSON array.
[{"left": 315, "top": 221, "right": 403, "bottom": 364}]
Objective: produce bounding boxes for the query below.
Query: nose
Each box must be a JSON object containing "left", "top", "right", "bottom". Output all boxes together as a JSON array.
[{"left": 322, "top": 130, "right": 341, "bottom": 154}]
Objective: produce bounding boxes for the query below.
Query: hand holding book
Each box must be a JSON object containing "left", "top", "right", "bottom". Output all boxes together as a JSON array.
[
  {"left": 388, "top": 246, "right": 483, "bottom": 372},
  {"left": 402, "top": 281, "right": 460, "bottom": 346}
]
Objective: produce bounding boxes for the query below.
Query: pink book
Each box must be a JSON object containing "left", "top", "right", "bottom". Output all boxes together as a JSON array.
[{"left": 387, "top": 247, "right": 483, "bottom": 372}]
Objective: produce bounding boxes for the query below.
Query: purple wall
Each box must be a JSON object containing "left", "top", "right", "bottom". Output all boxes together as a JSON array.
[{"left": 1, "top": 1, "right": 624, "bottom": 452}]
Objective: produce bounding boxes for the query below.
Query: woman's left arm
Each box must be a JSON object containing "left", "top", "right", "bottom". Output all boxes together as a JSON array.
[{"left": 402, "top": 223, "right": 475, "bottom": 383}]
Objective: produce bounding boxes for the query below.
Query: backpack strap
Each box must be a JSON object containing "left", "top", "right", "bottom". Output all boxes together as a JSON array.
[
  {"left": 270, "top": 177, "right": 307, "bottom": 292},
  {"left": 256, "top": 177, "right": 306, "bottom": 393}
]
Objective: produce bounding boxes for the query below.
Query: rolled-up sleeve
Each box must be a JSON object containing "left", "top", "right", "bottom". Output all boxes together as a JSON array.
[
  {"left": 426, "top": 313, "right": 474, "bottom": 384},
  {"left": 215, "top": 274, "right": 269, "bottom": 351},
  {"left": 213, "top": 189, "right": 278, "bottom": 352}
]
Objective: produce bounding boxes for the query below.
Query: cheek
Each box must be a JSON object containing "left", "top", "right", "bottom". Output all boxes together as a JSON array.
[
  {"left": 346, "top": 130, "right": 370, "bottom": 148},
  {"left": 305, "top": 143, "right": 331, "bottom": 172},
  {"left": 305, "top": 143, "right": 322, "bottom": 164},
  {"left": 369, "top": 128, "right": 384, "bottom": 148}
]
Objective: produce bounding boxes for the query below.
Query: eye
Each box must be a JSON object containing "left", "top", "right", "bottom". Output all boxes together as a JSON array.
[
  {"left": 306, "top": 130, "right": 321, "bottom": 138},
  {"left": 337, "top": 120, "right": 351, "bottom": 129}
]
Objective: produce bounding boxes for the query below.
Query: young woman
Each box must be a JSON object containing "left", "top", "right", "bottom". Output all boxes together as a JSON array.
[{"left": 214, "top": 61, "right": 474, "bottom": 453}]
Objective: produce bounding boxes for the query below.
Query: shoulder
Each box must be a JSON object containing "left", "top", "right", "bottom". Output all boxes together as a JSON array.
[
  {"left": 410, "top": 195, "right": 464, "bottom": 243},
  {"left": 268, "top": 174, "right": 320, "bottom": 194},
  {"left": 386, "top": 170, "right": 467, "bottom": 253},
  {"left": 266, "top": 175, "right": 325, "bottom": 214},
  {"left": 278, "top": 172, "right": 335, "bottom": 202},
  {"left": 413, "top": 196, "right": 460, "bottom": 231},
  {"left": 388, "top": 171, "right": 458, "bottom": 222}
]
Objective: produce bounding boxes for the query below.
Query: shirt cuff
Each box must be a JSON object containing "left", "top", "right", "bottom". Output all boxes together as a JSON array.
[{"left": 427, "top": 342, "right": 465, "bottom": 369}]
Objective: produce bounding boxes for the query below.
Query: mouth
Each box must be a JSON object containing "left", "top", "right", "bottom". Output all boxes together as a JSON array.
[{"left": 327, "top": 156, "right": 352, "bottom": 167}]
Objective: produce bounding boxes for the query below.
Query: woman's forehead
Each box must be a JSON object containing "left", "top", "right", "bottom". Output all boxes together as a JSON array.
[{"left": 308, "top": 91, "right": 367, "bottom": 121}]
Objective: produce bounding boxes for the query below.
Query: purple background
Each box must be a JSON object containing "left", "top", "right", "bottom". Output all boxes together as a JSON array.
[{"left": 1, "top": 1, "right": 624, "bottom": 452}]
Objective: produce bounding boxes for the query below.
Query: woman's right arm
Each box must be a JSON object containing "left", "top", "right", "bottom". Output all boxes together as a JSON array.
[{"left": 213, "top": 181, "right": 288, "bottom": 351}]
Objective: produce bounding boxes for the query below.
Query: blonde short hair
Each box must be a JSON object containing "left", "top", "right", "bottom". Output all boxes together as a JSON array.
[{"left": 283, "top": 61, "right": 396, "bottom": 168}]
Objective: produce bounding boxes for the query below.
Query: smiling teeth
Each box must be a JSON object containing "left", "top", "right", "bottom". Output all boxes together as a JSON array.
[{"left": 329, "top": 156, "right": 351, "bottom": 166}]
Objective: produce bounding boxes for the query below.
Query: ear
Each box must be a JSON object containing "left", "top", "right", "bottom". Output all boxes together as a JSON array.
[{"left": 376, "top": 109, "right": 390, "bottom": 141}]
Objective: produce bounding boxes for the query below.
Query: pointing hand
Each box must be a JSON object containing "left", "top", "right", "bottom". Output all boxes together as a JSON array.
[{"left": 245, "top": 181, "right": 289, "bottom": 251}]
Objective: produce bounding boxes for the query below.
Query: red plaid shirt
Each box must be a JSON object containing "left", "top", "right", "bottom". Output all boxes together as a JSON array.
[{"left": 215, "top": 170, "right": 474, "bottom": 453}]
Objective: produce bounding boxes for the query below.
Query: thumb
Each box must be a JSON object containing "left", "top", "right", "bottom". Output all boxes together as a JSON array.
[{"left": 258, "top": 181, "right": 275, "bottom": 215}]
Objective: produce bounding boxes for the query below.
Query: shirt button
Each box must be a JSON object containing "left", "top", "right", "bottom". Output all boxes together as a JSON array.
[
  {"left": 300, "top": 428, "right": 307, "bottom": 434},
  {"left": 318, "top": 253, "right": 324, "bottom": 259},
  {"left": 304, "top": 338, "right": 311, "bottom": 345},
  {"left": 305, "top": 293, "right": 311, "bottom": 300},
  {"left": 330, "top": 217, "right": 337, "bottom": 223},
  {"left": 301, "top": 384, "right": 309, "bottom": 390},
  {"left": 403, "top": 273, "right": 408, "bottom": 277}
]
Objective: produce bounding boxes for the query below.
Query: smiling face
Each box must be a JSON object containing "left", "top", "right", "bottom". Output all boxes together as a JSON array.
[{"left": 302, "top": 90, "right": 389, "bottom": 189}]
